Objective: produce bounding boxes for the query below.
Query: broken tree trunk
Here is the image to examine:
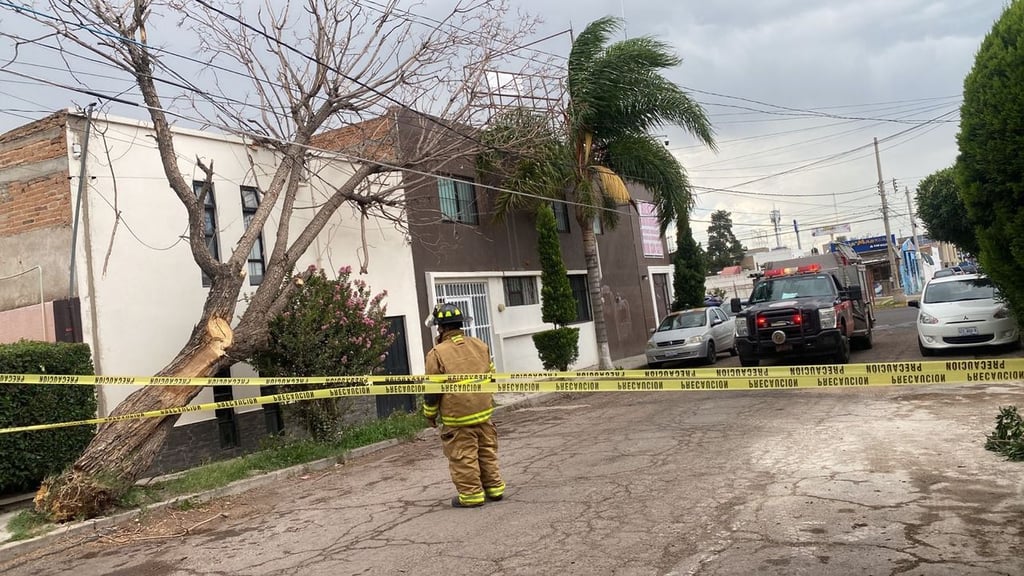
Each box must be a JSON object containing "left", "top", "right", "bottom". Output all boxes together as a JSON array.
[{"left": 35, "top": 316, "right": 234, "bottom": 522}]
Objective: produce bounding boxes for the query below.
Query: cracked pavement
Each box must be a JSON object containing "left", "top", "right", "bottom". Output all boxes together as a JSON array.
[{"left": 3, "top": 381, "right": 1022, "bottom": 575}]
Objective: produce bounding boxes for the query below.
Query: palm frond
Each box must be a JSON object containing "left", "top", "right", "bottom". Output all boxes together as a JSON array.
[
  {"left": 478, "top": 108, "right": 574, "bottom": 220},
  {"left": 590, "top": 165, "right": 631, "bottom": 205},
  {"left": 568, "top": 16, "right": 623, "bottom": 92},
  {"left": 598, "top": 186, "right": 622, "bottom": 229},
  {"left": 567, "top": 16, "right": 623, "bottom": 138},
  {"left": 566, "top": 23, "right": 716, "bottom": 153},
  {"left": 572, "top": 177, "right": 598, "bottom": 224},
  {"left": 604, "top": 133, "right": 693, "bottom": 233}
]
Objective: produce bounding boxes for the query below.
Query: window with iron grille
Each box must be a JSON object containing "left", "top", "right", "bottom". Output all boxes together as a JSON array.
[
  {"left": 568, "top": 274, "right": 592, "bottom": 323},
  {"left": 240, "top": 186, "right": 265, "bottom": 285},
  {"left": 503, "top": 276, "right": 538, "bottom": 307},
  {"left": 212, "top": 376, "right": 239, "bottom": 449},
  {"left": 438, "top": 177, "right": 478, "bottom": 224},
  {"left": 194, "top": 180, "right": 219, "bottom": 287},
  {"left": 434, "top": 282, "right": 492, "bottom": 350},
  {"left": 551, "top": 200, "right": 571, "bottom": 233}
]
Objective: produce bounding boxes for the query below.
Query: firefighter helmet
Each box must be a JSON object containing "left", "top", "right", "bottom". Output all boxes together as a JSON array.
[{"left": 429, "top": 302, "right": 472, "bottom": 327}]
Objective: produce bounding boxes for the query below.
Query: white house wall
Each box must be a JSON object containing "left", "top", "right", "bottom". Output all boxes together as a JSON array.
[
  {"left": 425, "top": 270, "right": 599, "bottom": 372},
  {"left": 70, "top": 113, "right": 421, "bottom": 423}
]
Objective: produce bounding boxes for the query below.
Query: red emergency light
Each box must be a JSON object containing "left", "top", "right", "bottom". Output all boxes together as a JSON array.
[
  {"left": 756, "top": 313, "right": 802, "bottom": 328},
  {"left": 763, "top": 263, "right": 822, "bottom": 278}
]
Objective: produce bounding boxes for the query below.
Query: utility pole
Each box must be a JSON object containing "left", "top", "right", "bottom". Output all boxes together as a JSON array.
[
  {"left": 901, "top": 180, "right": 921, "bottom": 252},
  {"left": 770, "top": 208, "right": 781, "bottom": 248},
  {"left": 874, "top": 137, "right": 904, "bottom": 302}
]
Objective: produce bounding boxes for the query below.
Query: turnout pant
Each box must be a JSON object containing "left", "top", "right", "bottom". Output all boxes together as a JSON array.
[{"left": 440, "top": 421, "right": 504, "bottom": 505}]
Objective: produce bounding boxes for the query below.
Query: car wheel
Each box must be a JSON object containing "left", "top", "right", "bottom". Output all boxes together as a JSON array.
[
  {"left": 739, "top": 356, "right": 759, "bottom": 367},
  {"left": 918, "top": 338, "right": 934, "bottom": 357},
  {"left": 647, "top": 361, "right": 663, "bottom": 369},
  {"left": 729, "top": 345, "right": 738, "bottom": 357},
  {"left": 834, "top": 330, "right": 851, "bottom": 364},
  {"left": 705, "top": 341, "right": 717, "bottom": 365}
]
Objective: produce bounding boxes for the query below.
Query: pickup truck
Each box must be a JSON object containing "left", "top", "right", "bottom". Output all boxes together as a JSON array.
[{"left": 731, "top": 262, "right": 873, "bottom": 367}]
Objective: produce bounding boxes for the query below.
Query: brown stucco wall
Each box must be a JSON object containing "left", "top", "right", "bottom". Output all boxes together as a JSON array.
[{"left": 596, "top": 186, "right": 672, "bottom": 360}]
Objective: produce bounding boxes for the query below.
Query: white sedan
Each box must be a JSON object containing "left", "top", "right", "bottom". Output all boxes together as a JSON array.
[
  {"left": 646, "top": 306, "right": 736, "bottom": 368},
  {"left": 910, "top": 274, "right": 1021, "bottom": 355}
]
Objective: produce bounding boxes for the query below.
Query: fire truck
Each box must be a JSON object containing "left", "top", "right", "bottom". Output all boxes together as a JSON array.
[{"left": 730, "top": 245, "right": 874, "bottom": 367}]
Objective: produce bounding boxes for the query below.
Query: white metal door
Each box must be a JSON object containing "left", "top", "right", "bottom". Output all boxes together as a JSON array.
[{"left": 435, "top": 281, "right": 494, "bottom": 351}]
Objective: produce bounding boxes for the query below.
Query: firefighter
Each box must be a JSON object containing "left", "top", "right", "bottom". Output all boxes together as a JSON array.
[{"left": 423, "top": 302, "right": 505, "bottom": 508}]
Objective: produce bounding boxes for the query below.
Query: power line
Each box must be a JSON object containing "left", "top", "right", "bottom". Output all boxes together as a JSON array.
[
  {"left": 685, "top": 86, "right": 960, "bottom": 125},
  {"left": 686, "top": 101, "right": 957, "bottom": 171},
  {"left": 709, "top": 107, "right": 959, "bottom": 191}
]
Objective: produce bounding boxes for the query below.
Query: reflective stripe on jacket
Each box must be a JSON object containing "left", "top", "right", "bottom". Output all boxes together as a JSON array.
[{"left": 423, "top": 330, "right": 494, "bottom": 427}]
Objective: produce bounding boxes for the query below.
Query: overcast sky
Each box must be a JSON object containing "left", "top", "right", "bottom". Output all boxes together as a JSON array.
[
  {"left": 0, "top": 0, "right": 1007, "bottom": 251},
  {"left": 517, "top": 0, "right": 1004, "bottom": 250}
]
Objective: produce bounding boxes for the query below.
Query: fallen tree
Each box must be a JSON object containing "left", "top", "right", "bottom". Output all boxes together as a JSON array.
[{"left": 7, "top": 0, "right": 546, "bottom": 520}]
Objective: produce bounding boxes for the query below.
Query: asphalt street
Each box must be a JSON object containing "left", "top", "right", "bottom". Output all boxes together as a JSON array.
[{"left": 2, "top": 306, "right": 1022, "bottom": 575}]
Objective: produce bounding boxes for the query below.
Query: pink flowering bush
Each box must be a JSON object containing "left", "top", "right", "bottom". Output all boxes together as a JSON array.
[{"left": 250, "top": 266, "right": 394, "bottom": 441}]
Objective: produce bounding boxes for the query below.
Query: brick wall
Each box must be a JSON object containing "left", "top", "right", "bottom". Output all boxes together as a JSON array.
[{"left": 0, "top": 112, "right": 71, "bottom": 238}]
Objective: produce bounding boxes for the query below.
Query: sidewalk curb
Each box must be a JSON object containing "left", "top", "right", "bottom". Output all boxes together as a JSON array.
[{"left": 0, "top": 391, "right": 559, "bottom": 560}]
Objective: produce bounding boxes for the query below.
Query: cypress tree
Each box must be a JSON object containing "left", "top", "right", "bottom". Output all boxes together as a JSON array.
[
  {"left": 532, "top": 203, "right": 580, "bottom": 370},
  {"left": 672, "top": 217, "right": 707, "bottom": 311}
]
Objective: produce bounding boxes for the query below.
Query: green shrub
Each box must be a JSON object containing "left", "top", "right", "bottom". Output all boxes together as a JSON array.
[
  {"left": 0, "top": 341, "right": 96, "bottom": 495},
  {"left": 532, "top": 327, "right": 580, "bottom": 371},
  {"left": 250, "top": 266, "right": 394, "bottom": 442},
  {"left": 985, "top": 405, "right": 1024, "bottom": 461}
]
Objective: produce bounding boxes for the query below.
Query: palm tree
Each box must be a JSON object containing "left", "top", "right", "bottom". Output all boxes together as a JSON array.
[{"left": 485, "top": 16, "right": 716, "bottom": 369}]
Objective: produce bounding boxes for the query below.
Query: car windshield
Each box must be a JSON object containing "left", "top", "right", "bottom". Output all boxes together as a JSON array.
[
  {"left": 657, "top": 311, "right": 706, "bottom": 331},
  {"left": 923, "top": 277, "right": 997, "bottom": 304},
  {"left": 749, "top": 274, "right": 836, "bottom": 303}
]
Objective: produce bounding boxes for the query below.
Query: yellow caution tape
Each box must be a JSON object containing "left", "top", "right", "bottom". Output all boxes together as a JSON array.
[
  {"left": 2, "top": 359, "right": 1022, "bottom": 387},
  {"left": 1, "top": 358, "right": 1023, "bottom": 434}
]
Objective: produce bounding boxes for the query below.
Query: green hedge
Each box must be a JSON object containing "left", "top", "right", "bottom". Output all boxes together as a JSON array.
[{"left": 0, "top": 341, "right": 96, "bottom": 495}]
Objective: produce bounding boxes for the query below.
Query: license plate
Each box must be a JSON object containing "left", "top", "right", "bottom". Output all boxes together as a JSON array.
[
  {"left": 776, "top": 344, "right": 793, "bottom": 352},
  {"left": 958, "top": 327, "right": 979, "bottom": 336},
  {"left": 663, "top": 351, "right": 678, "bottom": 357}
]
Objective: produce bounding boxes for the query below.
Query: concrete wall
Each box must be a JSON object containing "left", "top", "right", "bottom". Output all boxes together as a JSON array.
[
  {"left": 0, "top": 300, "right": 55, "bottom": 343},
  {"left": 0, "top": 112, "right": 73, "bottom": 310}
]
